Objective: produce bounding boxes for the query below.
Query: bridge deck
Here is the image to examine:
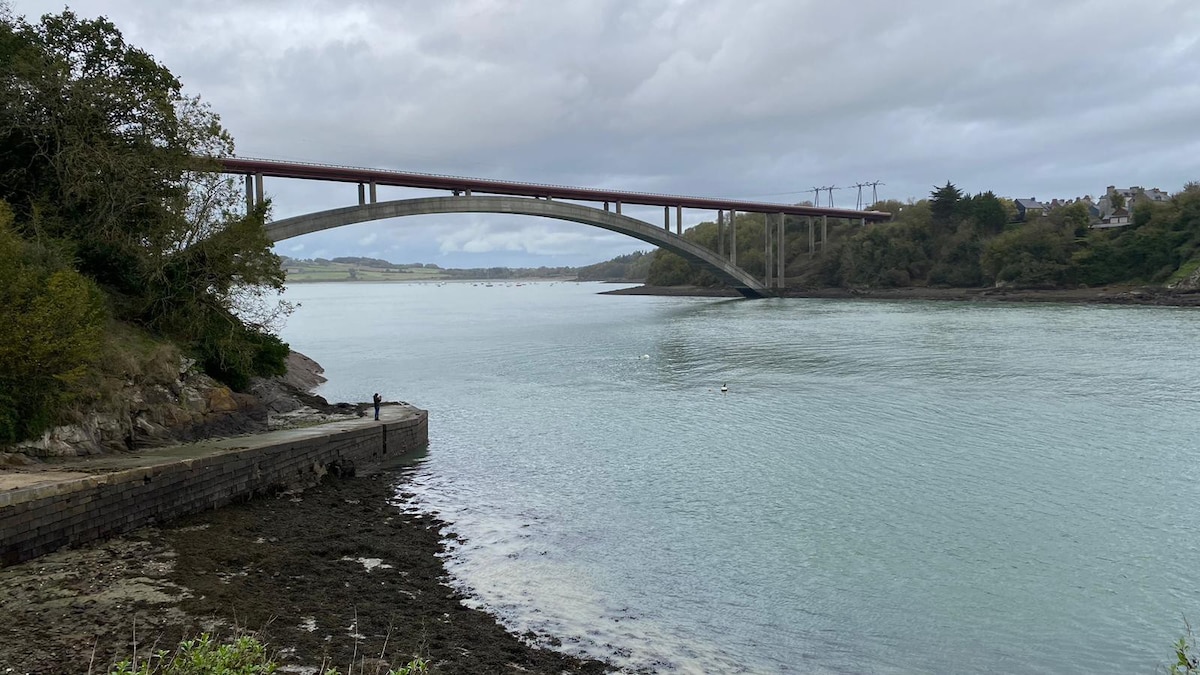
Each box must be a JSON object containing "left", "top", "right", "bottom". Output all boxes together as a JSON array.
[{"left": 214, "top": 157, "right": 890, "bottom": 221}]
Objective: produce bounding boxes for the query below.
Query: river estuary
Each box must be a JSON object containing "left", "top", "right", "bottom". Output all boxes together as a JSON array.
[{"left": 280, "top": 281, "right": 1199, "bottom": 674}]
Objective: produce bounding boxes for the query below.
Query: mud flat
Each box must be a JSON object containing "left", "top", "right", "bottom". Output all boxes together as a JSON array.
[{"left": 0, "top": 464, "right": 609, "bottom": 674}]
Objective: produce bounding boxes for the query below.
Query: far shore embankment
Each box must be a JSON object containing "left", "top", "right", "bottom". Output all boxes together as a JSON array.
[{"left": 601, "top": 284, "right": 1200, "bottom": 306}]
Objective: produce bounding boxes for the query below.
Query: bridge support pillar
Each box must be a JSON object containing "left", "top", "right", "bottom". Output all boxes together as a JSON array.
[
  {"left": 718, "top": 210, "right": 725, "bottom": 257},
  {"left": 777, "top": 212, "right": 786, "bottom": 288},
  {"left": 822, "top": 215, "right": 828, "bottom": 254},
  {"left": 254, "top": 173, "right": 264, "bottom": 207},
  {"left": 604, "top": 201, "right": 609, "bottom": 212},
  {"left": 676, "top": 205, "right": 682, "bottom": 235},
  {"left": 664, "top": 206, "right": 670, "bottom": 231},
  {"left": 764, "top": 215, "right": 772, "bottom": 287},
  {"left": 616, "top": 201, "right": 622, "bottom": 215},
  {"left": 808, "top": 217, "right": 815, "bottom": 256},
  {"left": 358, "top": 183, "right": 365, "bottom": 206},
  {"left": 370, "top": 182, "right": 377, "bottom": 204},
  {"left": 730, "top": 211, "right": 737, "bottom": 266},
  {"left": 244, "top": 174, "right": 254, "bottom": 212}
]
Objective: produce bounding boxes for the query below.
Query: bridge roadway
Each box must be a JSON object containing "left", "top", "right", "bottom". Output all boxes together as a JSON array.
[
  {"left": 213, "top": 156, "right": 891, "bottom": 296},
  {"left": 218, "top": 157, "right": 890, "bottom": 223}
]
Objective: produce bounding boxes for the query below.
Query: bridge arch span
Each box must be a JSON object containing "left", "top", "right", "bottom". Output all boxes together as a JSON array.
[{"left": 267, "top": 196, "right": 771, "bottom": 298}]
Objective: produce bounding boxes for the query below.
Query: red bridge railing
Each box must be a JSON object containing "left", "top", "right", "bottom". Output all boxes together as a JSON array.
[{"left": 212, "top": 156, "right": 890, "bottom": 222}]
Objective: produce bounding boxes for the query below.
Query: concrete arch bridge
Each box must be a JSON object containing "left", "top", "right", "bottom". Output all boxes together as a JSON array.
[{"left": 216, "top": 157, "right": 891, "bottom": 299}]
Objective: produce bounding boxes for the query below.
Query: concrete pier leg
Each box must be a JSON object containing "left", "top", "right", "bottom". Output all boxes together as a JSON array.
[
  {"left": 777, "top": 212, "right": 786, "bottom": 288},
  {"left": 244, "top": 175, "right": 254, "bottom": 212},
  {"left": 730, "top": 211, "right": 737, "bottom": 266},
  {"left": 358, "top": 183, "right": 366, "bottom": 206},
  {"left": 718, "top": 210, "right": 725, "bottom": 257},
  {"left": 254, "top": 173, "right": 264, "bottom": 206},
  {"left": 808, "top": 217, "right": 815, "bottom": 256},
  {"left": 822, "top": 215, "right": 828, "bottom": 253},
  {"left": 664, "top": 206, "right": 670, "bottom": 231},
  {"left": 370, "top": 182, "right": 378, "bottom": 204},
  {"left": 676, "top": 205, "right": 682, "bottom": 235},
  {"left": 616, "top": 201, "right": 622, "bottom": 215},
  {"left": 764, "top": 215, "right": 772, "bottom": 287},
  {"left": 465, "top": 189, "right": 472, "bottom": 197},
  {"left": 604, "top": 201, "right": 610, "bottom": 212}
]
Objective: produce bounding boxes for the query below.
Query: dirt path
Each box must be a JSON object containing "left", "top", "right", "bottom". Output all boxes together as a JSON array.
[{"left": 0, "top": 468, "right": 609, "bottom": 674}]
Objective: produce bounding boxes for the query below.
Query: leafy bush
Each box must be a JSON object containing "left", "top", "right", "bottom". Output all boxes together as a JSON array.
[
  {"left": 0, "top": 202, "right": 107, "bottom": 443},
  {"left": 980, "top": 222, "right": 1072, "bottom": 286},
  {"left": 110, "top": 634, "right": 277, "bottom": 675}
]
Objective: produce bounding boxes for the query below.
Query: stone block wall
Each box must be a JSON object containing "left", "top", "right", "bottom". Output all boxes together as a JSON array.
[{"left": 0, "top": 410, "right": 428, "bottom": 566}]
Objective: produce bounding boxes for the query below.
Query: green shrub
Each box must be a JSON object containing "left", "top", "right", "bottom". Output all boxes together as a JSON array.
[
  {"left": 109, "top": 634, "right": 277, "bottom": 675},
  {"left": 0, "top": 202, "right": 107, "bottom": 443}
]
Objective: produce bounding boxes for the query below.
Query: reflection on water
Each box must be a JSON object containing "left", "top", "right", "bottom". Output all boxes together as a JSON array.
[{"left": 282, "top": 281, "right": 1200, "bottom": 674}]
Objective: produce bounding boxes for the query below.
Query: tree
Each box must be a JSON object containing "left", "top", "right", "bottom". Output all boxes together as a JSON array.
[
  {"left": 1110, "top": 192, "right": 1126, "bottom": 210},
  {"left": 930, "top": 182, "right": 964, "bottom": 229},
  {"left": 967, "top": 191, "right": 1008, "bottom": 236},
  {"left": 645, "top": 250, "right": 696, "bottom": 286},
  {"left": 0, "top": 10, "right": 288, "bottom": 390},
  {"left": 1047, "top": 201, "right": 1092, "bottom": 238}
]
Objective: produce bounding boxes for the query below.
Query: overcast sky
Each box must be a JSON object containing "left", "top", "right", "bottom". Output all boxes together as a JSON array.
[{"left": 12, "top": 0, "right": 1200, "bottom": 267}]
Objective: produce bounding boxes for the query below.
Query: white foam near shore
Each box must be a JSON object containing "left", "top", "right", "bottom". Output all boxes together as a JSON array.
[{"left": 398, "top": 474, "right": 748, "bottom": 674}]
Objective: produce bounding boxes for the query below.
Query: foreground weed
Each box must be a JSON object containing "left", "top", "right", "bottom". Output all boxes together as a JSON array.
[
  {"left": 1170, "top": 620, "right": 1199, "bottom": 675},
  {"left": 107, "top": 632, "right": 428, "bottom": 675},
  {"left": 109, "top": 633, "right": 275, "bottom": 674}
]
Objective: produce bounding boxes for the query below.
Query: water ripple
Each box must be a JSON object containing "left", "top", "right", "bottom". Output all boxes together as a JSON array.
[{"left": 283, "top": 283, "right": 1200, "bottom": 674}]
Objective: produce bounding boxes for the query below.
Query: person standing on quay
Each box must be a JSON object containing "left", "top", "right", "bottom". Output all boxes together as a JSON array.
[{"left": 373, "top": 392, "right": 382, "bottom": 421}]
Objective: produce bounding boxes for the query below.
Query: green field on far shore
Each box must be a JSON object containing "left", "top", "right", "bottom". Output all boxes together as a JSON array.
[{"left": 284, "top": 261, "right": 451, "bottom": 282}]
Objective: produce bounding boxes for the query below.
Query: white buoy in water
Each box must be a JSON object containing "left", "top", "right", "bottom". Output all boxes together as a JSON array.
[
  {"left": 640, "top": 354, "right": 650, "bottom": 360},
  {"left": 720, "top": 383, "right": 728, "bottom": 393}
]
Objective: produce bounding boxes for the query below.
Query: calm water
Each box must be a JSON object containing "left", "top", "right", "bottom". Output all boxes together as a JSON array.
[{"left": 280, "top": 281, "right": 1200, "bottom": 674}]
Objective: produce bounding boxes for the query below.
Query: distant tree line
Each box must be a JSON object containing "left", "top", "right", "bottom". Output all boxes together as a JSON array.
[
  {"left": 442, "top": 265, "right": 576, "bottom": 279},
  {"left": 642, "top": 182, "right": 1200, "bottom": 289},
  {"left": 280, "top": 256, "right": 442, "bottom": 269},
  {"left": 574, "top": 250, "right": 653, "bottom": 281}
]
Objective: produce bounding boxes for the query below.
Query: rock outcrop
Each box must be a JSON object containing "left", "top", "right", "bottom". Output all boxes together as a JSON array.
[
  {"left": 9, "top": 351, "right": 354, "bottom": 458},
  {"left": 1167, "top": 263, "right": 1200, "bottom": 291}
]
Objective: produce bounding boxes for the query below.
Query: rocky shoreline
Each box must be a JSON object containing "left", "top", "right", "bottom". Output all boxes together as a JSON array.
[
  {"left": 0, "top": 463, "right": 609, "bottom": 674},
  {"left": 602, "top": 283, "right": 1200, "bottom": 306},
  {"left": 0, "top": 351, "right": 611, "bottom": 673}
]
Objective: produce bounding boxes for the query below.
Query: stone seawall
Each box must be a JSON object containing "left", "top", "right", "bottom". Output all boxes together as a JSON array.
[{"left": 0, "top": 408, "right": 428, "bottom": 566}]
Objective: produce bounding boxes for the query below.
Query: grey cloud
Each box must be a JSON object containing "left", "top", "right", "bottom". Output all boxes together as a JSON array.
[{"left": 12, "top": 0, "right": 1200, "bottom": 264}]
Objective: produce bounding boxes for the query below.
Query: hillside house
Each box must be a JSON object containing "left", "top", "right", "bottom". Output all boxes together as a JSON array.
[
  {"left": 1096, "top": 206, "right": 1131, "bottom": 228},
  {"left": 1015, "top": 198, "right": 1045, "bottom": 220}
]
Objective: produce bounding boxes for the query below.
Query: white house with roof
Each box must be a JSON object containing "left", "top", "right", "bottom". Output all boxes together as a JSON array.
[{"left": 1095, "top": 206, "right": 1131, "bottom": 228}]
